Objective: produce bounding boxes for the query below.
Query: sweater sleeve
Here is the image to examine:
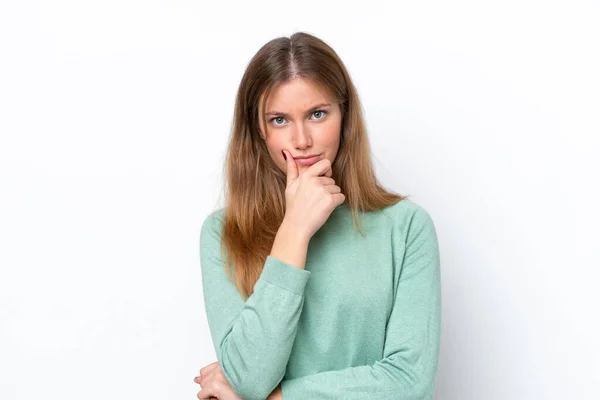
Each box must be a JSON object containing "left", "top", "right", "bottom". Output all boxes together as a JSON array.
[
  {"left": 280, "top": 206, "right": 442, "bottom": 400},
  {"left": 200, "top": 211, "right": 312, "bottom": 400}
]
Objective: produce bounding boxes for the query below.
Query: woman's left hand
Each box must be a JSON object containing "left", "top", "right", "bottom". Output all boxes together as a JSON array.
[{"left": 193, "top": 361, "right": 244, "bottom": 400}]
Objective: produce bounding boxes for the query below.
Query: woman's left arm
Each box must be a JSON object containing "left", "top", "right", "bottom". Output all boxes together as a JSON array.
[{"left": 279, "top": 207, "right": 442, "bottom": 400}]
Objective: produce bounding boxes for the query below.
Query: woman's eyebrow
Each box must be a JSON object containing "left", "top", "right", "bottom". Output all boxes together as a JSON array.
[{"left": 265, "top": 103, "right": 331, "bottom": 116}]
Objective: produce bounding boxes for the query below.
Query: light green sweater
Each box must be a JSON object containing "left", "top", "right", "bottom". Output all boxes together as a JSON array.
[{"left": 200, "top": 198, "right": 441, "bottom": 400}]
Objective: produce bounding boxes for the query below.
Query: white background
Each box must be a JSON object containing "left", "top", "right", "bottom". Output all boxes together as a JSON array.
[{"left": 1, "top": 1, "right": 598, "bottom": 399}]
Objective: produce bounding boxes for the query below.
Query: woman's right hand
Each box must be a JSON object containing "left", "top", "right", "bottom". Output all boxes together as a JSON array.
[{"left": 281, "top": 149, "right": 345, "bottom": 239}]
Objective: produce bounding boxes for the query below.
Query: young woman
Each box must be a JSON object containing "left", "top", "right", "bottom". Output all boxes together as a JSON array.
[{"left": 194, "top": 32, "right": 441, "bottom": 400}]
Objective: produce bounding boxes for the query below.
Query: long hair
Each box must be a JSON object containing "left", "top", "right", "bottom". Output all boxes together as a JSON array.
[{"left": 218, "top": 32, "right": 407, "bottom": 300}]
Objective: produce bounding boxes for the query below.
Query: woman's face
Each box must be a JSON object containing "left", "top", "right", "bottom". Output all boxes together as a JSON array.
[{"left": 258, "top": 77, "right": 342, "bottom": 175}]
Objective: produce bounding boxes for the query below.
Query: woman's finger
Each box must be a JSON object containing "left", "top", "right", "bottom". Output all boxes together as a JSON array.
[
  {"left": 199, "top": 362, "right": 219, "bottom": 377},
  {"left": 316, "top": 176, "right": 336, "bottom": 186},
  {"left": 197, "top": 386, "right": 223, "bottom": 400},
  {"left": 196, "top": 387, "right": 213, "bottom": 399},
  {"left": 325, "top": 184, "right": 341, "bottom": 194}
]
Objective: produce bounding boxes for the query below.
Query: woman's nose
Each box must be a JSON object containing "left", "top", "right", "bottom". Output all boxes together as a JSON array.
[{"left": 292, "top": 124, "right": 312, "bottom": 148}]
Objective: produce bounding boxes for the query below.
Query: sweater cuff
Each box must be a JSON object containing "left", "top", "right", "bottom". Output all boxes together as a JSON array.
[{"left": 259, "top": 255, "right": 311, "bottom": 295}]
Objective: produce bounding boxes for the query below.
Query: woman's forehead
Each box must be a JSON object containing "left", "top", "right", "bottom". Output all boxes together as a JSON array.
[{"left": 260, "top": 79, "right": 335, "bottom": 111}]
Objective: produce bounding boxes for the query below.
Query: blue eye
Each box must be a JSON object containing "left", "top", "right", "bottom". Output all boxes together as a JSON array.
[
  {"left": 312, "top": 110, "right": 327, "bottom": 119},
  {"left": 272, "top": 117, "right": 286, "bottom": 126},
  {"left": 270, "top": 110, "right": 328, "bottom": 126}
]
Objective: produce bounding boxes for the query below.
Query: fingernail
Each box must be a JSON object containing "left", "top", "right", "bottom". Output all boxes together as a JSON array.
[{"left": 282, "top": 150, "right": 287, "bottom": 160}]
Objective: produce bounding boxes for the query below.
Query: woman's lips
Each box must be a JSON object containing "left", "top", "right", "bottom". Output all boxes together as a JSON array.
[{"left": 293, "top": 155, "right": 321, "bottom": 166}]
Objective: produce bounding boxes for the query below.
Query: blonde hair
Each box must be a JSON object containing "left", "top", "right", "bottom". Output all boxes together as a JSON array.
[{"left": 218, "top": 32, "right": 406, "bottom": 300}]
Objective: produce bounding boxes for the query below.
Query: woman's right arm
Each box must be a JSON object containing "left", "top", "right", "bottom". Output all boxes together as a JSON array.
[
  {"left": 201, "top": 154, "right": 344, "bottom": 400},
  {"left": 269, "top": 217, "right": 310, "bottom": 270},
  {"left": 200, "top": 211, "right": 311, "bottom": 400},
  {"left": 270, "top": 152, "right": 345, "bottom": 272}
]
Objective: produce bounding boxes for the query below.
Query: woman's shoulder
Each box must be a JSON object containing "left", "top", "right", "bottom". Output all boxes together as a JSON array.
[
  {"left": 379, "top": 198, "right": 437, "bottom": 236},
  {"left": 204, "top": 206, "right": 227, "bottom": 224},
  {"left": 380, "top": 197, "right": 433, "bottom": 220},
  {"left": 200, "top": 207, "right": 227, "bottom": 240}
]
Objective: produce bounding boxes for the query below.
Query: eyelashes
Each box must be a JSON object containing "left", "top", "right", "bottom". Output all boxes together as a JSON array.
[{"left": 270, "top": 110, "right": 328, "bottom": 126}]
